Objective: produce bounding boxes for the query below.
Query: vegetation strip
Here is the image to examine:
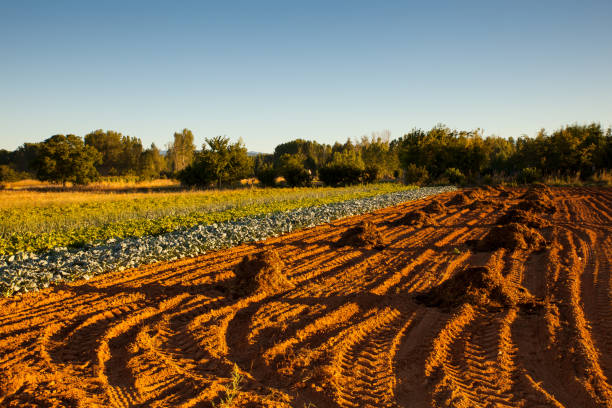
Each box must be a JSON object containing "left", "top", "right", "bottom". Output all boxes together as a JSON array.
[
  {"left": 0, "top": 184, "right": 413, "bottom": 255},
  {"left": 0, "top": 186, "right": 455, "bottom": 296}
]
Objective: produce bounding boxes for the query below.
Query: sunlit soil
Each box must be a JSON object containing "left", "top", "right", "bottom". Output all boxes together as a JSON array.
[{"left": 1, "top": 186, "right": 611, "bottom": 407}]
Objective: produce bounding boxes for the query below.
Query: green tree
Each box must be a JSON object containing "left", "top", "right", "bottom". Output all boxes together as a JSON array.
[
  {"left": 273, "top": 139, "right": 331, "bottom": 174},
  {"left": 319, "top": 149, "right": 366, "bottom": 186},
  {"left": 10, "top": 143, "right": 40, "bottom": 175},
  {"left": 84, "top": 130, "right": 124, "bottom": 175},
  {"left": 119, "top": 136, "right": 143, "bottom": 175},
  {"left": 84, "top": 130, "right": 144, "bottom": 176},
  {"left": 167, "top": 129, "right": 196, "bottom": 173},
  {"left": 278, "top": 153, "right": 313, "bottom": 187},
  {"left": 179, "top": 136, "right": 253, "bottom": 187},
  {"left": 482, "top": 136, "right": 516, "bottom": 175},
  {"left": 403, "top": 163, "right": 429, "bottom": 185},
  {"left": 0, "top": 149, "right": 10, "bottom": 166},
  {"left": 254, "top": 154, "right": 277, "bottom": 186},
  {"left": 358, "top": 130, "right": 399, "bottom": 179},
  {"left": 36, "top": 134, "right": 101, "bottom": 185},
  {"left": 0, "top": 165, "right": 28, "bottom": 182},
  {"left": 138, "top": 143, "right": 167, "bottom": 179}
]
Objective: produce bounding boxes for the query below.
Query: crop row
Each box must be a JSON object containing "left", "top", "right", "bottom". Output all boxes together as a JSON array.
[{"left": 0, "top": 183, "right": 413, "bottom": 255}]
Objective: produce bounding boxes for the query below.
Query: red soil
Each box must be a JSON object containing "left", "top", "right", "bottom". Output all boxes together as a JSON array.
[
  {"left": 416, "top": 266, "right": 536, "bottom": 310},
  {"left": 395, "top": 210, "right": 437, "bottom": 227},
  {"left": 231, "top": 250, "right": 293, "bottom": 297},
  {"left": 422, "top": 199, "right": 447, "bottom": 214},
  {"left": 335, "top": 221, "right": 387, "bottom": 250},
  {"left": 447, "top": 192, "right": 473, "bottom": 206},
  {"left": 474, "top": 222, "right": 547, "bottom": 251},
  {"left": 1, "top": 186, "right": 611, "bottom": 408}
]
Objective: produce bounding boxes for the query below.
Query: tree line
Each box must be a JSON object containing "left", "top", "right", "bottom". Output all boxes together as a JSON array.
[
  {"left": 0, "top": 129, "right": 194, "bottom": 185},
  {"left": 0, "top": 123, "right": 610, "bottom": 186}
]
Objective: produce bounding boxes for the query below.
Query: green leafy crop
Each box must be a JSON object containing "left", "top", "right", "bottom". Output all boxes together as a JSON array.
[{"left": 0, "top": 184, "right": 415, "bottom": 255}]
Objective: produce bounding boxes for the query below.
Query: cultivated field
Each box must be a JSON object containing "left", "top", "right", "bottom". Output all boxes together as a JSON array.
[
  {"left": 0, "top": 186, "right": 611, "bottom": 407},
  {"left": 0, "top": 183, "right": 413, "bottom": 255}
]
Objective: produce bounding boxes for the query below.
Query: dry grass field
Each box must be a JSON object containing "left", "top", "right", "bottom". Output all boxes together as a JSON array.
[{"left": 0, "top": 186, "right": 611, "bottom": 407}]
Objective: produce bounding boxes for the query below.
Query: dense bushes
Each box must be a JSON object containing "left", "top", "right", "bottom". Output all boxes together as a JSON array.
[
  {"left": 318, "top": 150, "right": 365, "bottom": 186},
  {"left": 397, "top": 123, "right": 611, "bottom": 185},
  {"left": 277, "top": 154, "right": 313, "bottom": 187},
  {"left": 516, "top": 167, "right": 541, "bottom": 184},
  {"left": 443, "top": 168, "right": 466, "bottom": 184},
  {"left": 254, "top": 162, "right": 277, "bottom": 187},
  {"left": 0, "top": 165, "right": 29, "bottom": 182},
  {"left": 403, "top": 164, "right": 429, "bottom": 185},
  {"left": 178, "top": 136, "right": 252, "bottom": 187}
]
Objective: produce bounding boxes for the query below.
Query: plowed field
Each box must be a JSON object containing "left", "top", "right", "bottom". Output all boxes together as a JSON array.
[{"left": 1, "top": 187, "right": 611, "bottom": 408}]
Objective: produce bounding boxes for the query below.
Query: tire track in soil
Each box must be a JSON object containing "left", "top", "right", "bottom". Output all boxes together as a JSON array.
[{"left": 0, "top": 187, "right": 611, "bottom": 407}]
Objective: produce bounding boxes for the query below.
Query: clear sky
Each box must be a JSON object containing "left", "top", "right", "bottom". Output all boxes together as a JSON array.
[{"left": 1, "top": 0, "right": 611, "bottom": 152}]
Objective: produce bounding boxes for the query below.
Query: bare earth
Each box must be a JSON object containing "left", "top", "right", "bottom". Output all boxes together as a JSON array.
[{"left": 1, "top": 187, "right": 611, "bottom": 408}]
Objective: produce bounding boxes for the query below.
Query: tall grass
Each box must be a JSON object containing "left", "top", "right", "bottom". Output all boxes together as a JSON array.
[
  {"left": 543, "top": 170, "right": 612, "bottom": 187},
  {"left": 0, "top": 177, "right": 180, "bottom": 191},
  {"left": 591, "top": 170, "right": 612, "bottom": 186}
]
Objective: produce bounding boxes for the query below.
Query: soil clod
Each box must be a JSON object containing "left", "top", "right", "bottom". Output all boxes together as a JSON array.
[
  {"left": 516, "top": 186, "right": 556, "bottom": 214},
  {"left": 395, "top": 210, "right": 437, "bottom": 227},
  {"left": 468, "top": 199, "right": 499, "bottom": 210},
  {"left": 496, "top": 208, "right": 550, "bottom": 229},
  {"left": 473, "top": 222, "right": 547, "bottom": 251},
  {"left": 336, "top": 221, "right": 386, "bottom": 249},
  {"left": 447, "top": 193, "right": 472, "bottom": 206},
  {"left": 416, "top": 266, "right": 536, "bottom": 309},
  {"left": 514, "top": 199, "right": 557, "bottom": 214},
  {"left": 422, "top": 200, "right": 446, "bottom": 214},
  {"left": 232, "top": 250, "right": 293, "bottom": 296}
]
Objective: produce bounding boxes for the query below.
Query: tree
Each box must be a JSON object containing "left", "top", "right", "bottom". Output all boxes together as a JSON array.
[
  {"left": 84, "top": 130, "right": 144, "bottom": 176},
  {"left": 277, "top": 153, "right": 313, "bottom": 187},
  {"left": 139, "top": 143, "right": 167, "bottom": 179},
  {"left": 0, "top": 149, "right": 10, "bottom": 166},
  {"left": 254, "top": 154, "right": 276, "bottom": 186},
  {"left": 84, "top": 130, "right": 124, "bottom": 175},
  {"left": 358, "top": 131, "right": 399, "bottom": 179},
  {"left": 273, "top": 139, "right": 331, "bottom": 174},
  {"left": 35, "top": 134, "right": 101, "bottom": 185},
  {"left": 319, "top": 149, "right": 366, "bottom": 186},
  {"left": 397, "top": 125, "right": 490, "bottom": 182},
  {"left": 10, "top": 143, "right": 40, "bottom": 175},
  {"left": 179, "top": 136, "right": 253, "bottom": 187},
  {"left": 119, "top": 136, "right": 143, "bottom": 175},
  {"left": 403, "top": 164, "right": 429, "bottom": 185},
  {"left": 167, "top": 129, "right": 196, "bottom": 173},
  {"left": 0, "top": 165, "right": 28, "bottom": 182}
]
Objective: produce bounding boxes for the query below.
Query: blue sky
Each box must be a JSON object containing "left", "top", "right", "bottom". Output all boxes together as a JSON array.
[{"left": 1, "top": 0, "right": 611, "bottom": 152}]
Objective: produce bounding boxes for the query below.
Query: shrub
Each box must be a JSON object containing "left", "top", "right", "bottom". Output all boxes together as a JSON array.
[
  {"left": 319, "top": 165, "right": 362, "bottom": 186},
  {"left": 0, "top": 165, "right": 29, "bottom": 182},
  {"left": 517, "top": 167, "right": 542, "bottom": 184},
  {"left": 255, "top": 163, "right": 277, "bottom": 187},
  {"left": 319, "top": 150, "right": 366, "bottom": 187},
  {"left": 444, "top": 168, "right": 466, "bottom": 184},
  {"left": 278, "top": 154, "right": 313, "bottom": 187},
  {"left": 362, "top": 165, "right": 379, "bottom": 183},
  {"left": 403, "top": 164, "right": 429, "bottom": 185}
]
